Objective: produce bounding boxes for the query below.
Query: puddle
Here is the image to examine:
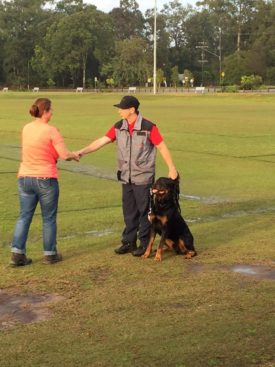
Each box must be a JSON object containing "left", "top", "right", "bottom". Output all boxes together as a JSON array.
[
  {"left": 186, "top": 263, "right": 275, "bottom": 280},
  {"left": 231, "top": 265, "right": 275, "bottom": 280},
  {"left": 61, "top": 229, "right": 114, "bottom": 240},
  {"left": 182, "top": 194, "right": 229, "bottom": 204},
  {"left": 0, "top": 290, "right": 64, "bottom": 330},
  {"left": 59, "top": 160, "right": 116, "bottom": 181},
  {"left": 186, "top": 206, "right": 275, "bottom": 224},
  {"left": 84, "top": 229, "right": 113, "bottom": 237},
  {"left": 232, "top": 265, "right": 258, "bottom": 275}
]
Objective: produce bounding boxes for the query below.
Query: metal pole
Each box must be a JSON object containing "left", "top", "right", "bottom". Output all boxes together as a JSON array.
[
  {"left": 153, "top": 0, "right": 157, "bottom": 95},
  {"left": 201, "top": 48, "right": 204, "bottom": 87},
  {"left": 219, "top": 27, "right": 222, "bottom": 86},
  {"left": 27, "top": 59, "right": 30, "bottom": 91}
]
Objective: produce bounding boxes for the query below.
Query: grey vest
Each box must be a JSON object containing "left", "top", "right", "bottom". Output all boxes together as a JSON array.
[{"left": 115, "top": 113, "right": 156, "bottom": 185}]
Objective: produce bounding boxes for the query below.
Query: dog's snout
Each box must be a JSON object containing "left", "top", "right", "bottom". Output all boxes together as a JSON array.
[{"left": 152, "top": 188, "right": 168, "bottom": 196}]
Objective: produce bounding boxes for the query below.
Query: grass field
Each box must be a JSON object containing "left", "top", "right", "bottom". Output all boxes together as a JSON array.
[{"left": 0, "top": 92, "right": 274, "bottom": 367}]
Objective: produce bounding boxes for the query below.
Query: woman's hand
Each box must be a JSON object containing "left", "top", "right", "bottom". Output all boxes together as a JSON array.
[{"left": 66, "top": 152, "right": 81, "bottom": 161}]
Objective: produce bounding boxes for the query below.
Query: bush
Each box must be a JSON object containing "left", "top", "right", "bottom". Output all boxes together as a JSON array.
[
  {"left": 224, "top": 85, "right": 240, "bottom": 93},
  {"left": 47, "top": 79, "right": 55, "bottom": 87},
  {"left": 240, "top": 75, "right": 263, "bottom": 90}
]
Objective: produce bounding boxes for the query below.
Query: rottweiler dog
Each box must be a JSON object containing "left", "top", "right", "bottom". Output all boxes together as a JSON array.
[{"left": 143, "top": 176, "right": 196, "bottom": 262}]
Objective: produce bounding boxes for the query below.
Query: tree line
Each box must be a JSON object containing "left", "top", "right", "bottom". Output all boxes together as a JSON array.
[{"left": 0, "top": 0, "right": 274, "bottom": 89}]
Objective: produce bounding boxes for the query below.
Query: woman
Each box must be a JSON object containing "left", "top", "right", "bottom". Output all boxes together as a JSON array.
[{"left": 10, "top": 98, "right": 79, "bottom": 266}]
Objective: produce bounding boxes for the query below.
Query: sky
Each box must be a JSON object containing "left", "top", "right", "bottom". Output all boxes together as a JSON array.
[{"left": 85, "top": 0, "right": 197, "bottom": 13}]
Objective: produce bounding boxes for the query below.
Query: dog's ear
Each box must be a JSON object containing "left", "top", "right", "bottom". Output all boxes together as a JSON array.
[
  {"left": 173, "top": 173, "right": 180, "bottom": 195},
  {"left": 173, "top": 173, "right": 180, "bottom": 182}
]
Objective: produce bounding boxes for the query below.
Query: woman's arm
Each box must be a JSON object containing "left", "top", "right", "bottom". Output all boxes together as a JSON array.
[{"left": 54, "top": 142, "right": 80, "bottom": 161}]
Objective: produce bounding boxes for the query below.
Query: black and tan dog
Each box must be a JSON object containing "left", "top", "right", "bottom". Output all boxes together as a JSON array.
[{"left": 143, "top": 176, "right": 196, "bottom": 262}]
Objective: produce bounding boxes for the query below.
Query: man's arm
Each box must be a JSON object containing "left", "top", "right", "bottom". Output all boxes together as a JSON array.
[
  {"left": 77, "top": 136, "right": 112, "bottom": 156},
  {"left": 156, "top": 141, "right": 178, "bottom": 179}
]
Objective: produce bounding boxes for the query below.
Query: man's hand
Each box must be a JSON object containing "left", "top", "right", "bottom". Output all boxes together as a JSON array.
[
  {"left": 74, "top": 150, "right": 83, "bottom": 158},
  {"left": 168, "top": 166, "right": 178, "bottom": 180},
  {"left": 72, "top": 152, "right": 81, "bottom": 161}
]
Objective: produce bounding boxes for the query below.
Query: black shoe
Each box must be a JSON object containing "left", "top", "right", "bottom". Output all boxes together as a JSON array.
[
  {"left": 10, "top": 253, "right": 32, "bottom": 266},
  {"left": 132, "top": 246, "right": 147, "bottom": 257},
  {"left": 114, "top": 242, "right": 137, "bottom": 255}
]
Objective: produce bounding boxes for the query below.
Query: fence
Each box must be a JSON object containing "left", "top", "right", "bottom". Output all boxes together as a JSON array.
[{"left": 2, "top": 86, "right": 275, "bottom": 94}]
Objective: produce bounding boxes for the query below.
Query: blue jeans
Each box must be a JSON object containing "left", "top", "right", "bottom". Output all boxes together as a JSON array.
[{"left": 11, "top": 177, "right": 59, "bottom": 255}]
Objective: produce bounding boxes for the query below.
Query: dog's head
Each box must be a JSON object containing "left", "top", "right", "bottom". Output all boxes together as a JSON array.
[{"left": 151, "top": 176, "right": 180, "bottom": 203}]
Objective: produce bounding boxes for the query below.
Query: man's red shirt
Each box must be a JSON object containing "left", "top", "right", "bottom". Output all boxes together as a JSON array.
[{"left": 105, "top": 117, "right": 163, "bottom": 146}]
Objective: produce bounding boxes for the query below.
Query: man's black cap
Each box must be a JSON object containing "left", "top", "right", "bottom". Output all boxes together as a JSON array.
[{"left": 114, "top": 95, "right": 140, "bottom": 110}]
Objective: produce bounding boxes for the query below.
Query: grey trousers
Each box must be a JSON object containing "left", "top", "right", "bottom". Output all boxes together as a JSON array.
[{"left": 121, "top": 183, "right": 151, "bottom": 247}]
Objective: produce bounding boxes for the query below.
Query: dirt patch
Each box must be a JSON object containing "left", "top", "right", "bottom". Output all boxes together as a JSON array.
[
  {"left": 0, "top": 290, "right": 64, "bottom": 330},
  {"left": 87, "top": 265, "right": 112, "bottom": 285},
  {"left": 186, "top": 263, "right": 275, "bottom": 280}
]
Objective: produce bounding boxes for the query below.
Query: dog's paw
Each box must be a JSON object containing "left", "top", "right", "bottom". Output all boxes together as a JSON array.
[
  {"left": 154, "top": 255, "right": 162, "bottom": 262},
  {"left": 185, "top": 251, "right": 197, "bottom": 259}
]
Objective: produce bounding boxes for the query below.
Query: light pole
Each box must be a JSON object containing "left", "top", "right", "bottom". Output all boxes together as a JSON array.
[
  {"left": 204, "top": 46, "right": 222, "bottom": 86},
  {"left": 196, "top": 28, "right": 222, "bottom": 87},
  {"left": 196, "top": 42, "right": 208, "bottom": 87},
  {"left": 153, "top": 0, "right": 157, "bottom": 95},
  {"left": 218, "top": 27, "right": 222, "bottom": 86}
]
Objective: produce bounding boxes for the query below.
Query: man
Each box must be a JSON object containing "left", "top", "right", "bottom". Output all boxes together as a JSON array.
[{"left": 77, "top": 96, "right": 178, "bottom": 256}]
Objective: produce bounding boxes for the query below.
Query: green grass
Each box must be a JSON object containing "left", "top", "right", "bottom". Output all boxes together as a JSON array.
[{"left": 0, "top": 92, "right": 275, "bottom": 367}]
